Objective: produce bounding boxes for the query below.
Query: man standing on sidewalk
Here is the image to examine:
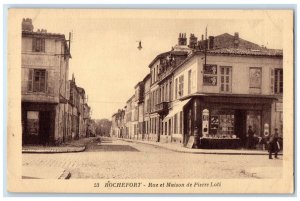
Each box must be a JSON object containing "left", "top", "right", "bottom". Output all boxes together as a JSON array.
[{"left": 268, "top": 128, "right": 280, "bottom": 159}]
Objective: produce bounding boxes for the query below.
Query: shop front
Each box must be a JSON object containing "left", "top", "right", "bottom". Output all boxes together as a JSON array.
[
  {"left": 22, "top": 102, "right": 56, "bottom": 145},
  {"left": 182, "top": 94, "right": 275, "bottom": 149}
]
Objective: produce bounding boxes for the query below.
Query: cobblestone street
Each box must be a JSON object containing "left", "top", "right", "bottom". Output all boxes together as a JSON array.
[{"left": 22, "top": 138, "right": 283, "bottom": 179}]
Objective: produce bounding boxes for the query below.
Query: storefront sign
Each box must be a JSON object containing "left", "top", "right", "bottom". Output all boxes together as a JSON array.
[
  {"left": 203, "top": 76, "right": 217, "bottom": 86},
  {"left": 203, "top": 64, "right": 217, "bottom": 86}
]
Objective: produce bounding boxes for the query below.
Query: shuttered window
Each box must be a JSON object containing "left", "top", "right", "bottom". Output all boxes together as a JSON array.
[
  {"left": 270, "top": 68, "right": 274, "bottom": 94},
  {"left": 178, "top": 75, "right": 184, "bottom": 97},
  {"left": 28, "top": 69, "right": 47, "bottom": 93},
  {"left": 32, "top": 38, "right": 45, "bottom": 52},
  {"left": 220, "top": 66, "right": 232, "bottom": 93},
  {"left": 274, "top": 69, "right": 283, "bottom": 94}
]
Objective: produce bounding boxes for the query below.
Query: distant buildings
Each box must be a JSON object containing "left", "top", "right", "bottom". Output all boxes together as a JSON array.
[
  {"left": 111, "top": 32, "right": 283, "bottom": 149},
  {"left": 21, "top": 18, "right": 92, "bottom": 145}
]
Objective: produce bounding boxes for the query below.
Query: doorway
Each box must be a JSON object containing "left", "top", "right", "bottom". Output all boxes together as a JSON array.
[
  {"left": 235, "top": 110, "right": 247, "bottom": 147},
  {"left": 39, "top": 111, "right": 51, "bottom": 145}
]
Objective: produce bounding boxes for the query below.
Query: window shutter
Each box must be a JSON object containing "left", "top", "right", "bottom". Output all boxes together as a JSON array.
[
  {"left": 270, "top": 68, "right": 274, "bottom": 94},
  {"left": 27, "top": 69, "right": 33, "bottom": 92},
  {"left": 45, "top": 70, "right": 48, "bottom": 93},
  {"left": 41, "top": 38, "right": 45, "bottom": 52},
  {"left": 32, "top": 38, "right": 36, "bottom": 51}
]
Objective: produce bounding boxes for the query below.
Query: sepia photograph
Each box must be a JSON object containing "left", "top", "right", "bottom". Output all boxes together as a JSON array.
[{"left": 6, "top": 8, "right": 294, "bottom": 194}]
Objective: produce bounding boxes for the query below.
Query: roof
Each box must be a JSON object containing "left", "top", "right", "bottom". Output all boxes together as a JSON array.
[
  {"left": 142, "top": 73, "right": 151, "bottom": 82},
  {"left": 148, "top": 50, "right": 188, "bottom": 68},
  {"left": 207, "top": 48, "right": 283, "bottom": 57},
  {"left": 126, "top": 94, "right": 135, "bottom": 103},
  {"left": 213, "top": 33, "right": 263, "bottom": 50},
  {"left": 22, "top": 30, "right": 66, "bottom": 39},
  {"left": 174, "top": 47, "right": 282, "bottom": 72}
]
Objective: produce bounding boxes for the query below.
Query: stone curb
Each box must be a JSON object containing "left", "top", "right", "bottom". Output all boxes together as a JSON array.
[
  {"left": 22, "top": 146, "right": 86, "bottom": 154},
  {"left": 22, "top": 137, "right": 101, "bottom": 154},
  {"left": 120, "top": 139, "right": 283, "bottom": 156}
]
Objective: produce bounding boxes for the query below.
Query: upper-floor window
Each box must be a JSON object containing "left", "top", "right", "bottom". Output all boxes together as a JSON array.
[
  {"left": 169, "top": 80, "right": 172, "bottom": 101},
  {"left": 28, "top": 69, "right": 47, "bottom": 93},
  {"left": 32, "top": 38, "right": 45, "bottom": 52},
  {"left": 220, "top": 66, "right": 232, "bottom": 93},
  {"left": 203, "top": 64, "right": 217, "bottom": 86},
  {"left": 274, "top": 69, "right": 283, "bottom": 94},
  {"left": 175, "top": 78, "right": 178, "bottom": 99},
  {"left": 188, "top": 70, "right": 192, "bottom": 95},
  {"left": 178, "top": 75, "right": 184, "bottom": 97},
  {"left": 249, "top": 67, "right": 262, "bottom": 93}
]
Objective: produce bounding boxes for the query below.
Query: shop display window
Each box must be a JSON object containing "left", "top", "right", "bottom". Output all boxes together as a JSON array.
[
  {"left": 27, "top": 111, "right": 39, "bottom": 136},
  {"left": 209, "top": 110, "right": 235, "bottom": 138}
]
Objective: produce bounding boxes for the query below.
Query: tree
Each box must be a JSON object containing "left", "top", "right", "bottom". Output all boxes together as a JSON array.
[{"left": 94, "top": 119, "right": 112, "bottom": 137}]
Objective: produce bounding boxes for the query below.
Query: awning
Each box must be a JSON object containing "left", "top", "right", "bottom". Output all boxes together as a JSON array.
[{"left": 163, "top": 98, "right": 191, "bottom": 121}]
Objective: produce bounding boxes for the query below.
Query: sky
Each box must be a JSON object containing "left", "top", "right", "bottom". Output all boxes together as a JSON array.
[{"left": 19, "top": 9, "right": 284, "bottom": 119}]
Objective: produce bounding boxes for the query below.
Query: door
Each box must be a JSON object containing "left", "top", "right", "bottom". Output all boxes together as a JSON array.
[
  {"left": 39, "top": 111, "right": 51, "bottom": 145},
  {"left": 184, "top": 109, "right": 192, "bottom": 146},
  {"left": 235, "top": 110, "right": 247, "bottom": 146}
]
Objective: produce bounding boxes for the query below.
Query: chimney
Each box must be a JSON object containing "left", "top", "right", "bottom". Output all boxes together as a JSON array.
[
  {"left": 234, "top": 32, "right": 239, "bottom": 48},
  {"left": 208, "top": 36, "right": 214, "bottom": 50},
  {"left": 188, "top": 33, "right": 198, "bottom": 49},
  {"left": 201, "top": 34, "right": 204, "bottom": 41},
  {"left": 22, "top": 18, "right": 34, "bottom": 32},
  {"left": 178, "top": 33, "right": 187, "bottom": 46}
]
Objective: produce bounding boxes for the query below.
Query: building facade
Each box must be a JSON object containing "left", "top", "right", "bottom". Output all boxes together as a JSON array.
[
  {"left": 21, "top": 18, "right": 71, "bottom": 145},
  {"left": 21, "top": 18, "right": 92, "bottom": 145},
  {"left": 111, "top": 32, "right": 283, "bottom": 149}
]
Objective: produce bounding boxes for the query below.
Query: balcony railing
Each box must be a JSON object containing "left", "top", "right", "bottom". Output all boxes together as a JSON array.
[
  {"left": 151, "top": 101, "right": 169, "bottom": 114},
  {"left": 158, "top": 64, "right": 174, "bottom": 82}
]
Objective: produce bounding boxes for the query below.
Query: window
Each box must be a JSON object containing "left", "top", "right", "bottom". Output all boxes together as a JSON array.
[
  {"left": 203, "top": 64, "right": 217, "bottom": 86},
  {"left": 220, "top": 66, "right": 232, "bottom": 93},
  {"left": 161, "top": 86, "right": 164, "bottom": 102},
  {"left": 191, "top": 70, "right": 196, "bottom": 89},
  {"left": 175, "top": 78, "right": 178, "bottom": 99},
  {"left": 165, "top": 83, "right": 168, "bottom": 102},
  {"left": 274, "top": 69, "right": 283, "bottom": 94},
  {"left": 168, "top": 119, "right": 172, "bottom": 135},
  {"left": 174, "top": 113, "right": 178, "bottom": 133},
  {"left": 27, "top": 111, "right": 39, "bottom": 136},
  {"left": 32, "top": 38, "right": 45, "bottom": 52},
  {"left": 169, "top": 80, "right": 172, "bottom": 101},
  {"left": 178, "top": 75, "right": 184, "bottom": 97},
  {"left": 188, "top": 70, "right": 192, "bottom": 94},
  {"left": 165, "top": 122, "right": 167, "bottom": 135},
  {"left": 28, "top": 69, "right": 47, "bottom": 93},
  {"left": 179, "top": 111, "right": 183, "bottom": 134}
]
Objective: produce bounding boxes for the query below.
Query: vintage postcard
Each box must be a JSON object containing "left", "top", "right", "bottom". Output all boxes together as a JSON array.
[{"left": 7, "top": 8, "right": 294, "bottom": 194}]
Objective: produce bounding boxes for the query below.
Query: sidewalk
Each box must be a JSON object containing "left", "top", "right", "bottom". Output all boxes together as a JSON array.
[
  {"left": 22, "top": 166, "right": 71, "bottom": 179},
  {"left": 22, "top": 137, "right": 99, "bottom": 153},
  {"left": 120, "top": 138, "right": 283, "bottom": 155}
]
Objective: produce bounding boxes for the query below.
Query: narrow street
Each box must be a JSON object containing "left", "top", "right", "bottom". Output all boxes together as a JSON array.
[{"left": 22, "top": 137, "right": 283, "bottom": 179}]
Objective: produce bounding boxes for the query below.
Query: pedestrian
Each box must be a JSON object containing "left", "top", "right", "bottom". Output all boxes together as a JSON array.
[
  {"left": 268, "top": 128, "right": 280, "bottom": 159},
  {"left": 247, "top": 126, "right": 255, "bottom": 149}
]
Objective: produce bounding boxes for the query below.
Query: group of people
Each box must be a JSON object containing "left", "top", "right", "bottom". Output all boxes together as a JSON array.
[{"left": 247, "top": 126, "right": 281, "bottom": 159}]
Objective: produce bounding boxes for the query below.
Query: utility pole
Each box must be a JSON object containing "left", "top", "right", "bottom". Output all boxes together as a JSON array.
[{"left": 204, "top": 26, "right": 207, "bottom": 67}]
